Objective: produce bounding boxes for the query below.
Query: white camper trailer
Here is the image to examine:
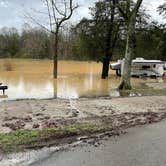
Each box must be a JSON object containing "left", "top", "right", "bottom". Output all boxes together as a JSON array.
[{"left": 110, "top": 58, "right": 166, "bottom": 77}]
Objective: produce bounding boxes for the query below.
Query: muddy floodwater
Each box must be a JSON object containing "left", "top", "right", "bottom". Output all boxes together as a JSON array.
[{"left": 0, "top": 59, "right": 165, "bottom": 100}]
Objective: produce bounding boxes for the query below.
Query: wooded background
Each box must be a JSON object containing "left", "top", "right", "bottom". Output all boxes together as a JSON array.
[{"left": 0, "top": 0, "right": 165, "bottom": 62}]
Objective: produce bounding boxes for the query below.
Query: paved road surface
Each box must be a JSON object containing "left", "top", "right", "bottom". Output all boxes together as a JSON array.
[{"left": 31, "top": 120, "right": 166, "bottom": 166}]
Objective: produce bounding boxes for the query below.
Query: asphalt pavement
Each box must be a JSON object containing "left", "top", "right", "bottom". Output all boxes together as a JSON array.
[{"left": 31, "top": 120, "right": 166, "bottom": 166}]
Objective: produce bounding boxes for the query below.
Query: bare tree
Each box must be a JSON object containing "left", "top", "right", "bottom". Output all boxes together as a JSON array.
[
  {"left": 27, "top": 0, "right": 78, "bottom": 78},
  {"left": 158, "top": 1, "right": 166, "bottom": 17},
  {"left": 118, "top": 0, "right": 143, "bottom": 90}
]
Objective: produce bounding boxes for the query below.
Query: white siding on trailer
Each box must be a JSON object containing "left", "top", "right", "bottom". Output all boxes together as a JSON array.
[{"left": 121, "top": 61, "right": 164, "bottom": 76}]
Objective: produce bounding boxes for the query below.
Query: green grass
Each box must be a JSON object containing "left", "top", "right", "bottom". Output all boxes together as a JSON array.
[
  {"left": 0, "top": 123, "right": 110, "bottom": 153},
  {"left": 0, "top": 130, "right": 41, "bottom": 153}
]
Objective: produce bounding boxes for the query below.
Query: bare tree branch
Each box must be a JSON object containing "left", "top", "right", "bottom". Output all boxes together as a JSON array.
[
  {"left": 31, "top": 8, "right": 49, "bottom": 16},
  {"left": 51, "top": 0, "right": 66, "bottom": 17},
  {"left": 64, "top": 0, "right": 67, "bottom": 17},
  {"left": 126, "top": 0, "right": 130, "bottom": 14},
  {"left": 158, "top": 2, "right": 166, "bottom": 17},
  {"left": 58, "top": 0, "right": 79, "bottom": 26},
  {"left": 131, "top": 0, "right": 143, "bottom": 16},
  {"left": 117, "top": 5, "right": 128, "bottom": 21},
  {"left": 51, "top": 0, "right": 58, "bottom": 24},
  {"left": 45, "top": 0, "right": 53, "bottom": 31},
  {"left": 24, "top": 12, "right": 53, "bottom": 34}
]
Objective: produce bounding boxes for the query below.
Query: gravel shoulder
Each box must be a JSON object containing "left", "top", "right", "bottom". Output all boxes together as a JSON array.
[{"left": 0, "top": 96, "right": 166, "bottom": 132}]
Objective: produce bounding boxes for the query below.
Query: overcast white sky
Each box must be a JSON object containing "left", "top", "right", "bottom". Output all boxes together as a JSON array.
[{"left": 0, "top": 0, "right": 165, "bottom": 29}]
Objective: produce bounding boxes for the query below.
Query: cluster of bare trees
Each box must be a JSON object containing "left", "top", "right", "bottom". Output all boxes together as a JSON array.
[{"left": 0, "top": 25, "right": 75, "bottom": 60}]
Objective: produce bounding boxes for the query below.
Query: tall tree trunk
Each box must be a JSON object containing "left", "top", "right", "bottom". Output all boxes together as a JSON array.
[
  {"left": 101, "top": 25, "right": 112, "bottom": 79},
  {"left": 118, "top": 0, "right": 143, "bottom": 90},
  {"left": 101, "top": 0, "right": 116, "bottom": 79},
  {"left": 53, "top": 35, "right": 58, "bottom": 79},
  {"left": 119, "top": 20, "right": 136, "bottom": 90}
]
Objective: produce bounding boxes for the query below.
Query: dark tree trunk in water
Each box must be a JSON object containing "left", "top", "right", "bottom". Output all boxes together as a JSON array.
[
  {"left": 53, "top": 35, "right": 58, "bottom": 79},
  {"left": 102, "top": 52, "right": 113, "bottom": 79},
  {"left": 101, "top": 57, "right": 110, "bottom": 79},
  {"left": 53, "top": 51, "right": 58, "bottom": 79},
  {"left": 101, "top": 0, "right": 116, "bottom": 79}
]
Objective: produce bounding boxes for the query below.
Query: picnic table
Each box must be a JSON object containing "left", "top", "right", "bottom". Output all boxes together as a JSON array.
[{"left": 0, "top": 83, "right": 8, "bottom": 95}]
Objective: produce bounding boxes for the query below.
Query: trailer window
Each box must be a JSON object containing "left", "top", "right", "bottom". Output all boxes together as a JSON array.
[{"left": 142, "top": 65, "right": 150, "bottom": 69}]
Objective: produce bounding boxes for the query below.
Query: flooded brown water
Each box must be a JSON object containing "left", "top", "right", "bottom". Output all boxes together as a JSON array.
[{"left": 0, "top": 59, "right": 165, "bottom": 100}]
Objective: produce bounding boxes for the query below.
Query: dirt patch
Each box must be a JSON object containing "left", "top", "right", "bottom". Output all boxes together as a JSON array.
[
  {"left": 1, "top": 110, "right": 166, "bottom": 154},
  {"left": 0, "top": 96, "right": 166, "bottom": 132}
]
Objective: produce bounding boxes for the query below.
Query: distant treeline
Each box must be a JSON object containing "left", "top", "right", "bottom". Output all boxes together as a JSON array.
[
  {"left": 0, "top": 21, "right": 166, "bottom": 61},
  {"left": 0, "top": 25, "right": 73, "bottom": 60}
]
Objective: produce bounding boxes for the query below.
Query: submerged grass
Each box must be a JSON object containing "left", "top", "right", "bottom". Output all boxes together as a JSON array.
[
  {"left": 120, "top": 88, "right": 166, "bottom": 96},
  {"left": 0, "top": 123, "right": 110, "bottom": 153}
]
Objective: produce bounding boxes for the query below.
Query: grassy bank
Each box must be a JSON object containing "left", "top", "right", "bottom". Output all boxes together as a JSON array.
[{"left": 0, "top": 123, "right": 110, "bottom": 153}]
